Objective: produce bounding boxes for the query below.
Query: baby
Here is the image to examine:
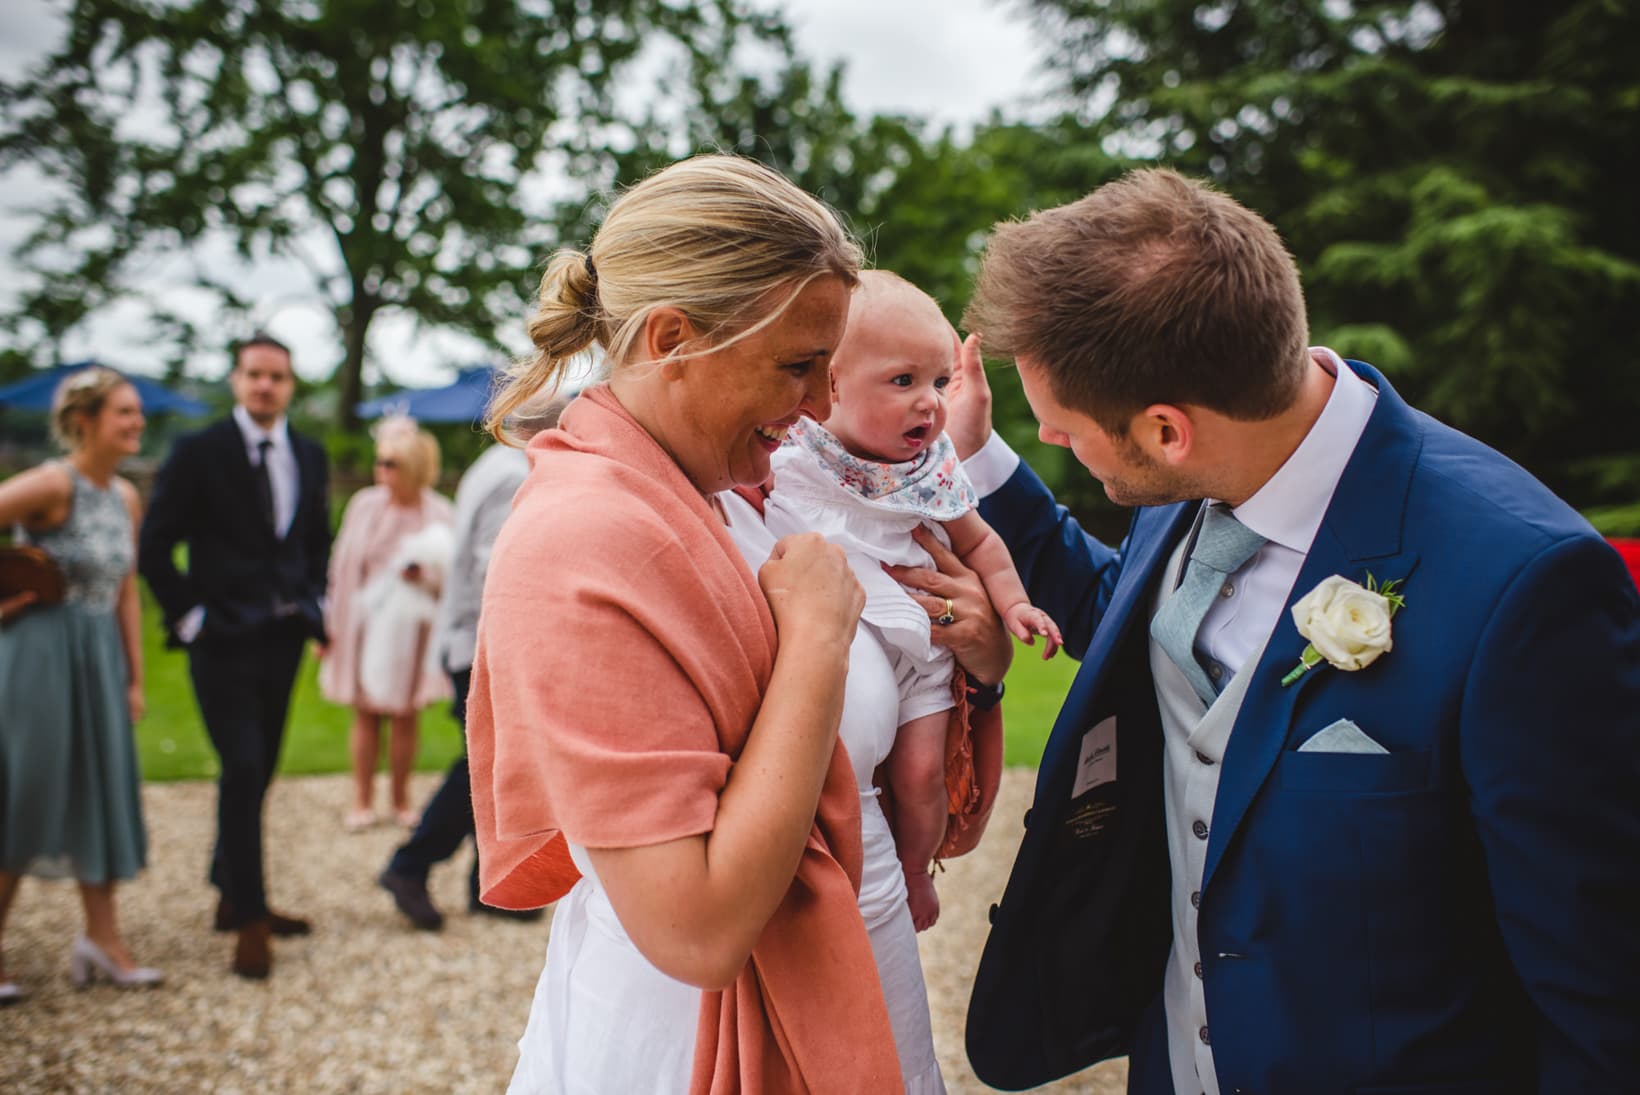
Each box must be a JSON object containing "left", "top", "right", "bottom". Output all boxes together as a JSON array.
[{"left": 766, "top": 271, "right": 1060, "bottom": 931}]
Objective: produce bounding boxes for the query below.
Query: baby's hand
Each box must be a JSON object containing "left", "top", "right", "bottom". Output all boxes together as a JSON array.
[{"left": 1005, "top": 603, "right": 1062, "bottom": 659}]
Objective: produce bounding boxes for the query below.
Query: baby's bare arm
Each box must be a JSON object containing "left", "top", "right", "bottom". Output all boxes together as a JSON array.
[
  {"left": 943, "top": 511, "right": 1062, "bottom": 656},
  {"left": 942, "top": 510, "right": 1030, "bottom": 615}
]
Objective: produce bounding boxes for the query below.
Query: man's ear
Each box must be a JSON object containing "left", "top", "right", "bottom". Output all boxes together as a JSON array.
[
  {"left": 1134, "top": 403, "right": 1195, "bottom": 466},
  {"left": 641, "top": 307, "right": 695, "bottom": 376}
]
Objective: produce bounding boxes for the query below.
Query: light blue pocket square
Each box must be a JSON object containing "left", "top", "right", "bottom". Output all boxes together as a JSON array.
[{"left": 1297, "top": 718, "right": 1389, "bottom": 755}]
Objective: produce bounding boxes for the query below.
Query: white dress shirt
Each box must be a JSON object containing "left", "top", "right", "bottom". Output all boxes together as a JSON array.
[
  {"left": 1190, "top": 347, "right": 1378, "bottom": 674},
  {"left": 233, "top": 403, "right": 299, "bottom": 538},
  {"left": 432, "top": 444, "right": 529, "bottom": 675}
]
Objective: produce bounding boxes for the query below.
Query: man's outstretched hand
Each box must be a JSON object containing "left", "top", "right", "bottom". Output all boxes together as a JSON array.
[{"left": 945, "top": 332, "right": 995, "bottom": 460}]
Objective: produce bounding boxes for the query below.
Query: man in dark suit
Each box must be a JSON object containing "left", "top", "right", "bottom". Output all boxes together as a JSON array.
[
  {"left": 140, "top": 333, "right": 331, "bottom": 979},
  {"left": 950, "top": 170, "right": 1640, "bottom": 1092}
]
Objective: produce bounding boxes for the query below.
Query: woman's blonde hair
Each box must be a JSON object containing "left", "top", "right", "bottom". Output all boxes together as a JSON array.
[
  {"left": 372, "top": 415, "right": 441, "bottom": 491},
  {"left": 486, "top": 154, "right": 863, "bottom": 442},
  {"left": 50, "top": 366, "right": 133, "bottom": 450}
]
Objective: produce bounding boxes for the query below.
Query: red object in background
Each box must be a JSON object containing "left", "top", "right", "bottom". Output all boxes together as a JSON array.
[{"left": 1608, "top": 538, "right": 1640, "bottom": 591}]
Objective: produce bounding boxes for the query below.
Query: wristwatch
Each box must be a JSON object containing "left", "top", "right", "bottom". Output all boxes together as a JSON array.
[{"left": 966, "top": 677, "right": 1005, "bottom": 711}]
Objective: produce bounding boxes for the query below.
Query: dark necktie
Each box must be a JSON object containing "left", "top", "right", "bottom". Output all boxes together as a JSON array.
[
  {"left": 255, "top": 438, "right": 277, "bottom": 533},
  {"left": 1150, "top": 503, "right": 1267, "bottom": 704}
]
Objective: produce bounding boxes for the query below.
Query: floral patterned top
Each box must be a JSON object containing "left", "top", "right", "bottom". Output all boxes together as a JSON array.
[
  {"left": 784, "top": 418, "right": 978, "bottom": 521},
  {"left": 17, "top": 462, "right": 132, "bottom": 613}
]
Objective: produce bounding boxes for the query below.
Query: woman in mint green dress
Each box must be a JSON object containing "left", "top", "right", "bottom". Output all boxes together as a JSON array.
[{"left": 0, "top": 367, "right": 161, "bottom": 1002}]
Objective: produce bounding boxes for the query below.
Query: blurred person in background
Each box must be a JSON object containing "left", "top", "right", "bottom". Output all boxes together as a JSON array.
[
  {"left": 377, "top": 398, "right": 564, "bottom": 932},
  {"left": 319, "top": 416, "right": 453, "bottom": 832},
  {"left": 0, "top": 367, "right": 160, "bottom": 1000},
  {"left": 140, "top": 334, "right": 331, "bottom": 980}
]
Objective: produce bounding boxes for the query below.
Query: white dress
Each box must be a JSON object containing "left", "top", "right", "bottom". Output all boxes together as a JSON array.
[
  {"left": 766, "top": 437, "right": 960, "bottom": 726},
  {"left": 506, "top": 492, "right": 945, "bottom": 1094}
]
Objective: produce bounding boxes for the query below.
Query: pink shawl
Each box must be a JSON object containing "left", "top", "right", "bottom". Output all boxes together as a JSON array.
[
  {"left": 466, "top": 385, "right": 900, "bottom": 1094},
  {"left": 319, "top": 485, "right": 454, "bottom": 712}
]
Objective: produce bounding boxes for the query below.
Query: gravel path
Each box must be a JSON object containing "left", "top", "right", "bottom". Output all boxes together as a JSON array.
[{"left": 3, "top": 770, "right": 1127, "bottom": 1093}]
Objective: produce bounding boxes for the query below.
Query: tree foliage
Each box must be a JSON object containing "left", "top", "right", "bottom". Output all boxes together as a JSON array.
[
  {"left": 3, "top": 0, "right": 1635, "bottom": 530},
  {"left": 1022, "top": 0, "right": 1640, "bottom": 523},
  {"left": 0, "top": 0, "right": 793, "bottom": 424}
]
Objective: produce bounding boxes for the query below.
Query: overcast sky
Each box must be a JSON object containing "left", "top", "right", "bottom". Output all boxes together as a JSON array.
[{"left": 0, "top": 0, "right": 1047, "bottom": 388}]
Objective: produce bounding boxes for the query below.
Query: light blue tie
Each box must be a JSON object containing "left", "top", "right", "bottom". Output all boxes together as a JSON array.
[{"left": 1150, "top": 503, "right": 1267, "bottom": 705}]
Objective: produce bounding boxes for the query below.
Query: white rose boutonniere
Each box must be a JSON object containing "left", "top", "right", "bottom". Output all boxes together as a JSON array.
[{"left": 1280, "top": 573, "right": 1407, "bottom": 687}]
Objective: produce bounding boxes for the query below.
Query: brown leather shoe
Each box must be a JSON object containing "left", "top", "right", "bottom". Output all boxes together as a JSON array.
[
  {"left": 215, "top": 898, "right": 312, "bottom": 937},
  {"left": 232, "top": 919, "right": 273, "bottom": 980}
]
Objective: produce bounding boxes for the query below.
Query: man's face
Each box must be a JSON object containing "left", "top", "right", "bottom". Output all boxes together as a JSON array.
[
  {"left": 1016, "top": 357, "right": 1188, "bottom": 507},
  {"left": 230, "top": 344, "right": 295, "bottom": 427}
]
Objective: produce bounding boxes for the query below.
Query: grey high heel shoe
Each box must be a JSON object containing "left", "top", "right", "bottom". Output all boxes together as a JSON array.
[{"left": 69, "top": 936, "right": 163, "bottom": 988}]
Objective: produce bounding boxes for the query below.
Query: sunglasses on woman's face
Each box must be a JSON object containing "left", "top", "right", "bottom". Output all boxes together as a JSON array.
[{"left": 375, "top": 458, "right": 398, "bottom": 469}]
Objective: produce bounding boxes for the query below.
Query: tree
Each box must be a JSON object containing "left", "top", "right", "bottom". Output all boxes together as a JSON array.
[
  {"left": 0, "top": 0, "right": 792, "bottom": 426},
  {"left": 1022, "top": 0, "right": 1640, "bottom": 522}
]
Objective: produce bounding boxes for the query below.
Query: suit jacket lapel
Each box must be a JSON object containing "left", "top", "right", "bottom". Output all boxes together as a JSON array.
[
  {"left": 1037, "top": 501, "right": 1196, "bottom": 799},
  {"left": 1201, "top": 362, "right": 1424, "bottom": 893}
]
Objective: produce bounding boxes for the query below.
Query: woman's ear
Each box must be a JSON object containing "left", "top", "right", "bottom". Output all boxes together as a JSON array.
[{"left": 641, "top": 307, "right": 695, "bottom": 377}]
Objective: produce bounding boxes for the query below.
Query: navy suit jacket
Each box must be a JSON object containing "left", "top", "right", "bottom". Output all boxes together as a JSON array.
[
  {"left": 139, "top": 416, "right": 331, "bottom": 645},
  {"left": 966, "top": 363, "right": 1640, "bottom": 1093}
]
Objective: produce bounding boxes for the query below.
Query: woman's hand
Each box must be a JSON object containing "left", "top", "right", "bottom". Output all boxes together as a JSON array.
[
  {"left": 127, "top": 682, "right": 146, "bottom": 723},
  {"left": 759, "top": 532, "right": 864, "bottom": 652},
  {"left": 592, "top": 533, "right": 867, "bottom": 991},
  {"left": 885, "top": 525, "right": 1013, "bottom": 685}
]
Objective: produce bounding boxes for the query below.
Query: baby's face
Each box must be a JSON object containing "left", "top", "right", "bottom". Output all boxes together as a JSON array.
[{"left": 825, "top": 296, "right": 955, "bottom": 464}]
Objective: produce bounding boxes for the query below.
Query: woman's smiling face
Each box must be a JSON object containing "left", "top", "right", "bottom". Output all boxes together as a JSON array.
[
  {"left": 667, "top": 274, "right": 852, "bottom": 495},
  {"left": 85, "top": 381, "right": 145, "bottom": 458}
]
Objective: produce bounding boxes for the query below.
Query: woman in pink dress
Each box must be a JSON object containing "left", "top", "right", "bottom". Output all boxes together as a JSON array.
[{"left": 320, "top": 417, "right": 454, "bottom": 830}]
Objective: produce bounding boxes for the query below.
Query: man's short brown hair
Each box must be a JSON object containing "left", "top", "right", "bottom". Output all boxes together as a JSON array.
[{"left": 963, "top": 168, "right": 1309, "bottom": 435}]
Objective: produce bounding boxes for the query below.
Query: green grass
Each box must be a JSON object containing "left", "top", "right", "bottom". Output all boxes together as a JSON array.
[
  {"left": 135, "top": 588, "right": 465, "bottom": 782},
  {"left": 135, "top": 596, "right": 1075, "bottom": 781},
  {"left": 998, "top": 639, "right": 1080, "bottom": 767}
]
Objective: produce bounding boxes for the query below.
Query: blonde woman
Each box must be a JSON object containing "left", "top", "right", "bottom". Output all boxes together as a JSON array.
[
  {"left": 0, "top": 367, "right": 161, "bottom": 1001},
  {"left": 467, "top": 155, "right": 1011, "bottom": 1093},
  {"left": 319, "top": 417, "right": 453, "bottom": 830}
]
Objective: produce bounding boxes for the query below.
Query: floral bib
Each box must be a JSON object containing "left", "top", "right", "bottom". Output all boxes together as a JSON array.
[{"left": 785, "top": 418, "right": 978, "bottom": 521}]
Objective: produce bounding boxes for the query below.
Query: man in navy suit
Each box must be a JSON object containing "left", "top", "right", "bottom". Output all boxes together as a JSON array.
[
  {"left": 952, "top": 170, "right": 1640, "bottom": 1093},
  {"left": 140, "top": 334, "right": 331, "bottom": 979}
]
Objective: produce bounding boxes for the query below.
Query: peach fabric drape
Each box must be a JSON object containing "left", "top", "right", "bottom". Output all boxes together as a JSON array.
[{"left": 466, "top": 384, "right": 900, "bottom": 1094}]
